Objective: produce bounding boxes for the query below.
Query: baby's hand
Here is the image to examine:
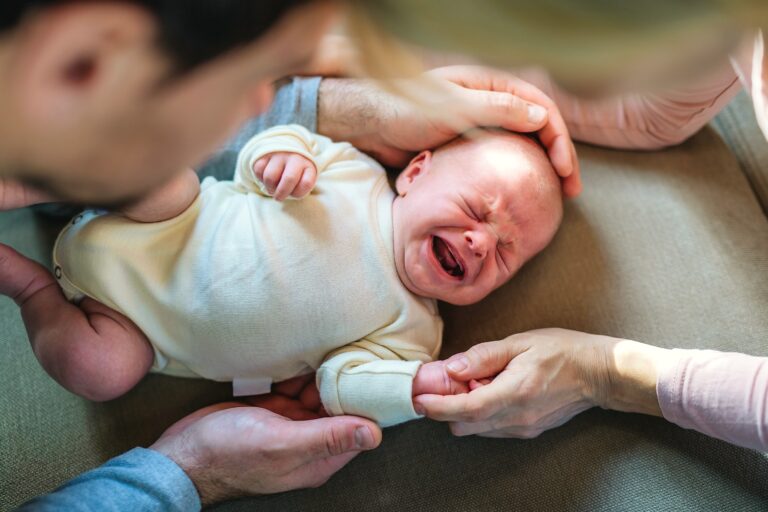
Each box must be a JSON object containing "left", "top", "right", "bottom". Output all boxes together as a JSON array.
[
  {"left": 413, "top": 361, "right": 471, "bottom": 397},
  {"left": 252, "top": 152, "right": 317, "bottom": 201}
]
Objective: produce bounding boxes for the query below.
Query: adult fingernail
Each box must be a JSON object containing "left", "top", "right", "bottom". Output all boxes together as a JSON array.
[
  {"left": 527, "top": 105, "right": 547, "bottom": 124},
  {"left": 447, "top": 357, "right": 468, "bottom": 373},
  {"left": 354, "top": 426, "right": 375, "bottom": 449},
  {"left": 413, "top": 401, "right": 425, "bottom": 416}
]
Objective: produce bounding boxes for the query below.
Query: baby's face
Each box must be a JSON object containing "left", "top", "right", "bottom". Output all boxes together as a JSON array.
[{"left": 392, "top": 131, "right": 563, "bottom": 305}]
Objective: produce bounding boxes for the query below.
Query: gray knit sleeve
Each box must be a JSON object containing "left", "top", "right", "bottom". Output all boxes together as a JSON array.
[{"left": 197, "top": 76, "right": 321, "bottom": 181}]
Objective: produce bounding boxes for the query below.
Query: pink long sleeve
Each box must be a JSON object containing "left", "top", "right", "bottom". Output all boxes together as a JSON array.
[
  {"left": 517, "top": 31, "right": 768, "bottom": 150},
  {"left": 657, "top": 349, "right": 768, "bottom": 451},
  {"left": 516, "top": 62, "right": 742, "bottom": 150}
]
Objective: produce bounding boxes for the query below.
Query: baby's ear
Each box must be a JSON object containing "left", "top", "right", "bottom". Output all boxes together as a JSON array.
[{"left": 395, "top": 150, "right": 432, "bottom": 196}]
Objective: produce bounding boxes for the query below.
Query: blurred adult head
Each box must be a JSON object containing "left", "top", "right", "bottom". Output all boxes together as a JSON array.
[
  {"left": 0, "top": 0, "right": 336, "bottom": 204},
  {"left": 353, "top": 0, "right": 768, "bottom": 94}
]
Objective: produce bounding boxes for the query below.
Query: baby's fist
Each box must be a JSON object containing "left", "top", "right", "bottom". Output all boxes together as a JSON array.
[
  {"left": 413, "top": 361, "right": 470, "bottom": 397},
  {"left": 253, "top": 152, "right": 317, "bottom": 201}
]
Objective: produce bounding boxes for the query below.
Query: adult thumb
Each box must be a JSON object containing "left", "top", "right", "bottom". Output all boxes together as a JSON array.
[
  {"left": 290, "top": 415, "right": 382, "bottom": 464},
  {"left": 445, "top": 337, "right": 530, "bottom": 380}
]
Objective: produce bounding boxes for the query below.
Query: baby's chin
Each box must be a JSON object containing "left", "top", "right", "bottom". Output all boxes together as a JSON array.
[
  {"left": 405, "top": 281, "right": 490, "bottom": 306},
  {"left": 438, "top": 292, "right": 488, "bottom": 306}
]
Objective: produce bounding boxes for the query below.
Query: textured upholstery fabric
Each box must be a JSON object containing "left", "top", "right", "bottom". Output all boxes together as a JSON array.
[{"left": 2, "top": 122, "right": 767, "bottom": 510}]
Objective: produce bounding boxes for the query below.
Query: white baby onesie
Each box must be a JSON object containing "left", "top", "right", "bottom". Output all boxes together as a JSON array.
[{"left": 53, "top": 125, "right": 443, "bottom": 427}]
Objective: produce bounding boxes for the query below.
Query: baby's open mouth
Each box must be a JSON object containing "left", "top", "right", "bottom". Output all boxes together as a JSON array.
[{"left": 432, "top": 236, "right": 464, "bottom": 278}]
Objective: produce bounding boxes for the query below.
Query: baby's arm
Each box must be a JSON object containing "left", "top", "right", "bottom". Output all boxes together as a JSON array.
[
  {"left": 318, "top": 337, "right": 461, "bottom": 427},
  {"left": 235, "top": 124, "right": 357, "bottom": 198},
  {"left": 0, "top": 244, "right": 153, "bottom": 401},
  {"left": 119, "top": 168, "right": 200, "bottom": 223}
]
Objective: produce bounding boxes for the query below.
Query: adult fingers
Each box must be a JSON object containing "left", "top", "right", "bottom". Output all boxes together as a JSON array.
[
  {"left": 299, "top": 381, "right": 322, "bottom": 411},
  {"left": 434, "top": 65, "right": 580, "bottom": 193},
  {"left": 286, "top": 416, "right": 382, "bottom": 464},
  {"left": 468, "top": 378, "right": 491, "bottom": 391},
  {"left": 413, "top": 383, "right": 500, "bottom": 423},
  {"left": 274, "top": 373, "right": 315, "bottom": 397},
  {"left": 562, "top": 171, "right": 583, "bottom": 198},
  {"left": 451, "top": 83, "right": 580, "bottom": 195},
  {"left": 245, "top": 394, "right": 319, "bottom": 420},
  {"left": 538, "top": 126, "right": 581, "bottom": 197},
  {"left": 454, "top": 87, "right": 549, "bottom": 134},
  {"left": 433, "top": 65, "right": 550, "bottom": 131},
  {"left": 444, "top": 338, "right": 530, "bottom": 380}
]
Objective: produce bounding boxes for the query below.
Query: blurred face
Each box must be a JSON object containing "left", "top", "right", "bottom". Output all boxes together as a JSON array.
[
  {"left": 392, "top": 132, "right": 563, "bottom": 305},
  {"left": 2, "top": 1, "right": 336, "bottom": 205}
]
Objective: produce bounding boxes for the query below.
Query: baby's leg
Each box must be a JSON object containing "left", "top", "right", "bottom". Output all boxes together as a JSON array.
[{"left": 0, "top": 244, "right": 153, "bottom": 401}]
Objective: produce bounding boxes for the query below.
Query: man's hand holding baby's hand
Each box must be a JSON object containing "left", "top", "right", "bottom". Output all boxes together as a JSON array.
[
  {"left": 253, "top": 152, "right": 317, "bottom": 201},
  {"left": 413, "top": 361, "right": 471, "bottom": 400}
]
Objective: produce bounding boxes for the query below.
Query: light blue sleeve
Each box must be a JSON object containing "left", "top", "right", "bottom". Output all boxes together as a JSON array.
[
  {"left": 198, "top": 76, "right": 321, "bottom": 181},
  {"left": 16, "top": 448, "right": 200, "bottom": 512}
]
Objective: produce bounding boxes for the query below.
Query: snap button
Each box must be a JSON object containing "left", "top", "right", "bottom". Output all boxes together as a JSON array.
[{"left": 54, "top": 266, "right": 62, "bottom": 279}]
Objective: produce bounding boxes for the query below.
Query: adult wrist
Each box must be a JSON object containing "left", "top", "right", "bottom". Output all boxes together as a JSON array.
[
  {"left": 150, "top": 436, "right": 224, "bottom": 507},
  {"left": 317, "top": 78, "right": 385, "bottom": 148},
  {"left": 603, "top": 339, "right": 671, "bottom": 416}
]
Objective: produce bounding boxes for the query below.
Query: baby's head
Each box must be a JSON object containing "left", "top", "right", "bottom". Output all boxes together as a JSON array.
[{"left": 392, "top": 130, "right": 563, "bottom": 305}]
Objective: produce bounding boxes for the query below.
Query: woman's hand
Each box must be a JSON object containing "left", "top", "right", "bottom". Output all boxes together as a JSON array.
[{"left": 414, "top": 328, "right": 667, "bottom": 438}]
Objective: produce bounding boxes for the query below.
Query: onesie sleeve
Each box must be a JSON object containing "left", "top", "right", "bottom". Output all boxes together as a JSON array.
[
  {"left": 234, "top": 124, "right": 360, "bottom": 197},
  {"left": 234, "top": 124, "right": 322, "bottom": 196},
  {"left": 317, "top": 338, "right": 435, "bottom": 428}
]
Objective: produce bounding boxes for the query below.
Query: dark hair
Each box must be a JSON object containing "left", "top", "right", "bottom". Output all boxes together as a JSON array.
[{"left": 0, "top": 0, "right": 308, "bottom": 72}]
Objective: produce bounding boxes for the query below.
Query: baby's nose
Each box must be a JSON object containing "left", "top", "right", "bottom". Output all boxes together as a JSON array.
[{"left": 464, "top": 230, "right": 493, "bottom": 258}]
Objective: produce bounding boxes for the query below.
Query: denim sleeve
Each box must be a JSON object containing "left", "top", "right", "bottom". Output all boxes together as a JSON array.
[
  {"left": 16, "top": 448, "right": 200, "bottom": 512},
  {"left": 197, "top": 76, "right": 321, "bottom": 181}
]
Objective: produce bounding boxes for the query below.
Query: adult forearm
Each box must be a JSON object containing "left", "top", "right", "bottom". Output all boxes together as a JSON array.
[
  {"left": 596, "top": 338, "right": 768, "bottom": 452},
  {"left": 17, "top": 448, "right": 200, "bottom": 512},
  {"left": 513, "top": 64, "right": 741, "bottom": 150},
  {"left": 317, "top": 78, "right": 383, "bottom": 146},
  {"left": 657, "top": 349, "right": 768, "bottom": 451}
]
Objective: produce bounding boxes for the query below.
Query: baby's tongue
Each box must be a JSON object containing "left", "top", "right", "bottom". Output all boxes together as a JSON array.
[{"left": 434, "top": 237, "right": 457, "bottom": 269}]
